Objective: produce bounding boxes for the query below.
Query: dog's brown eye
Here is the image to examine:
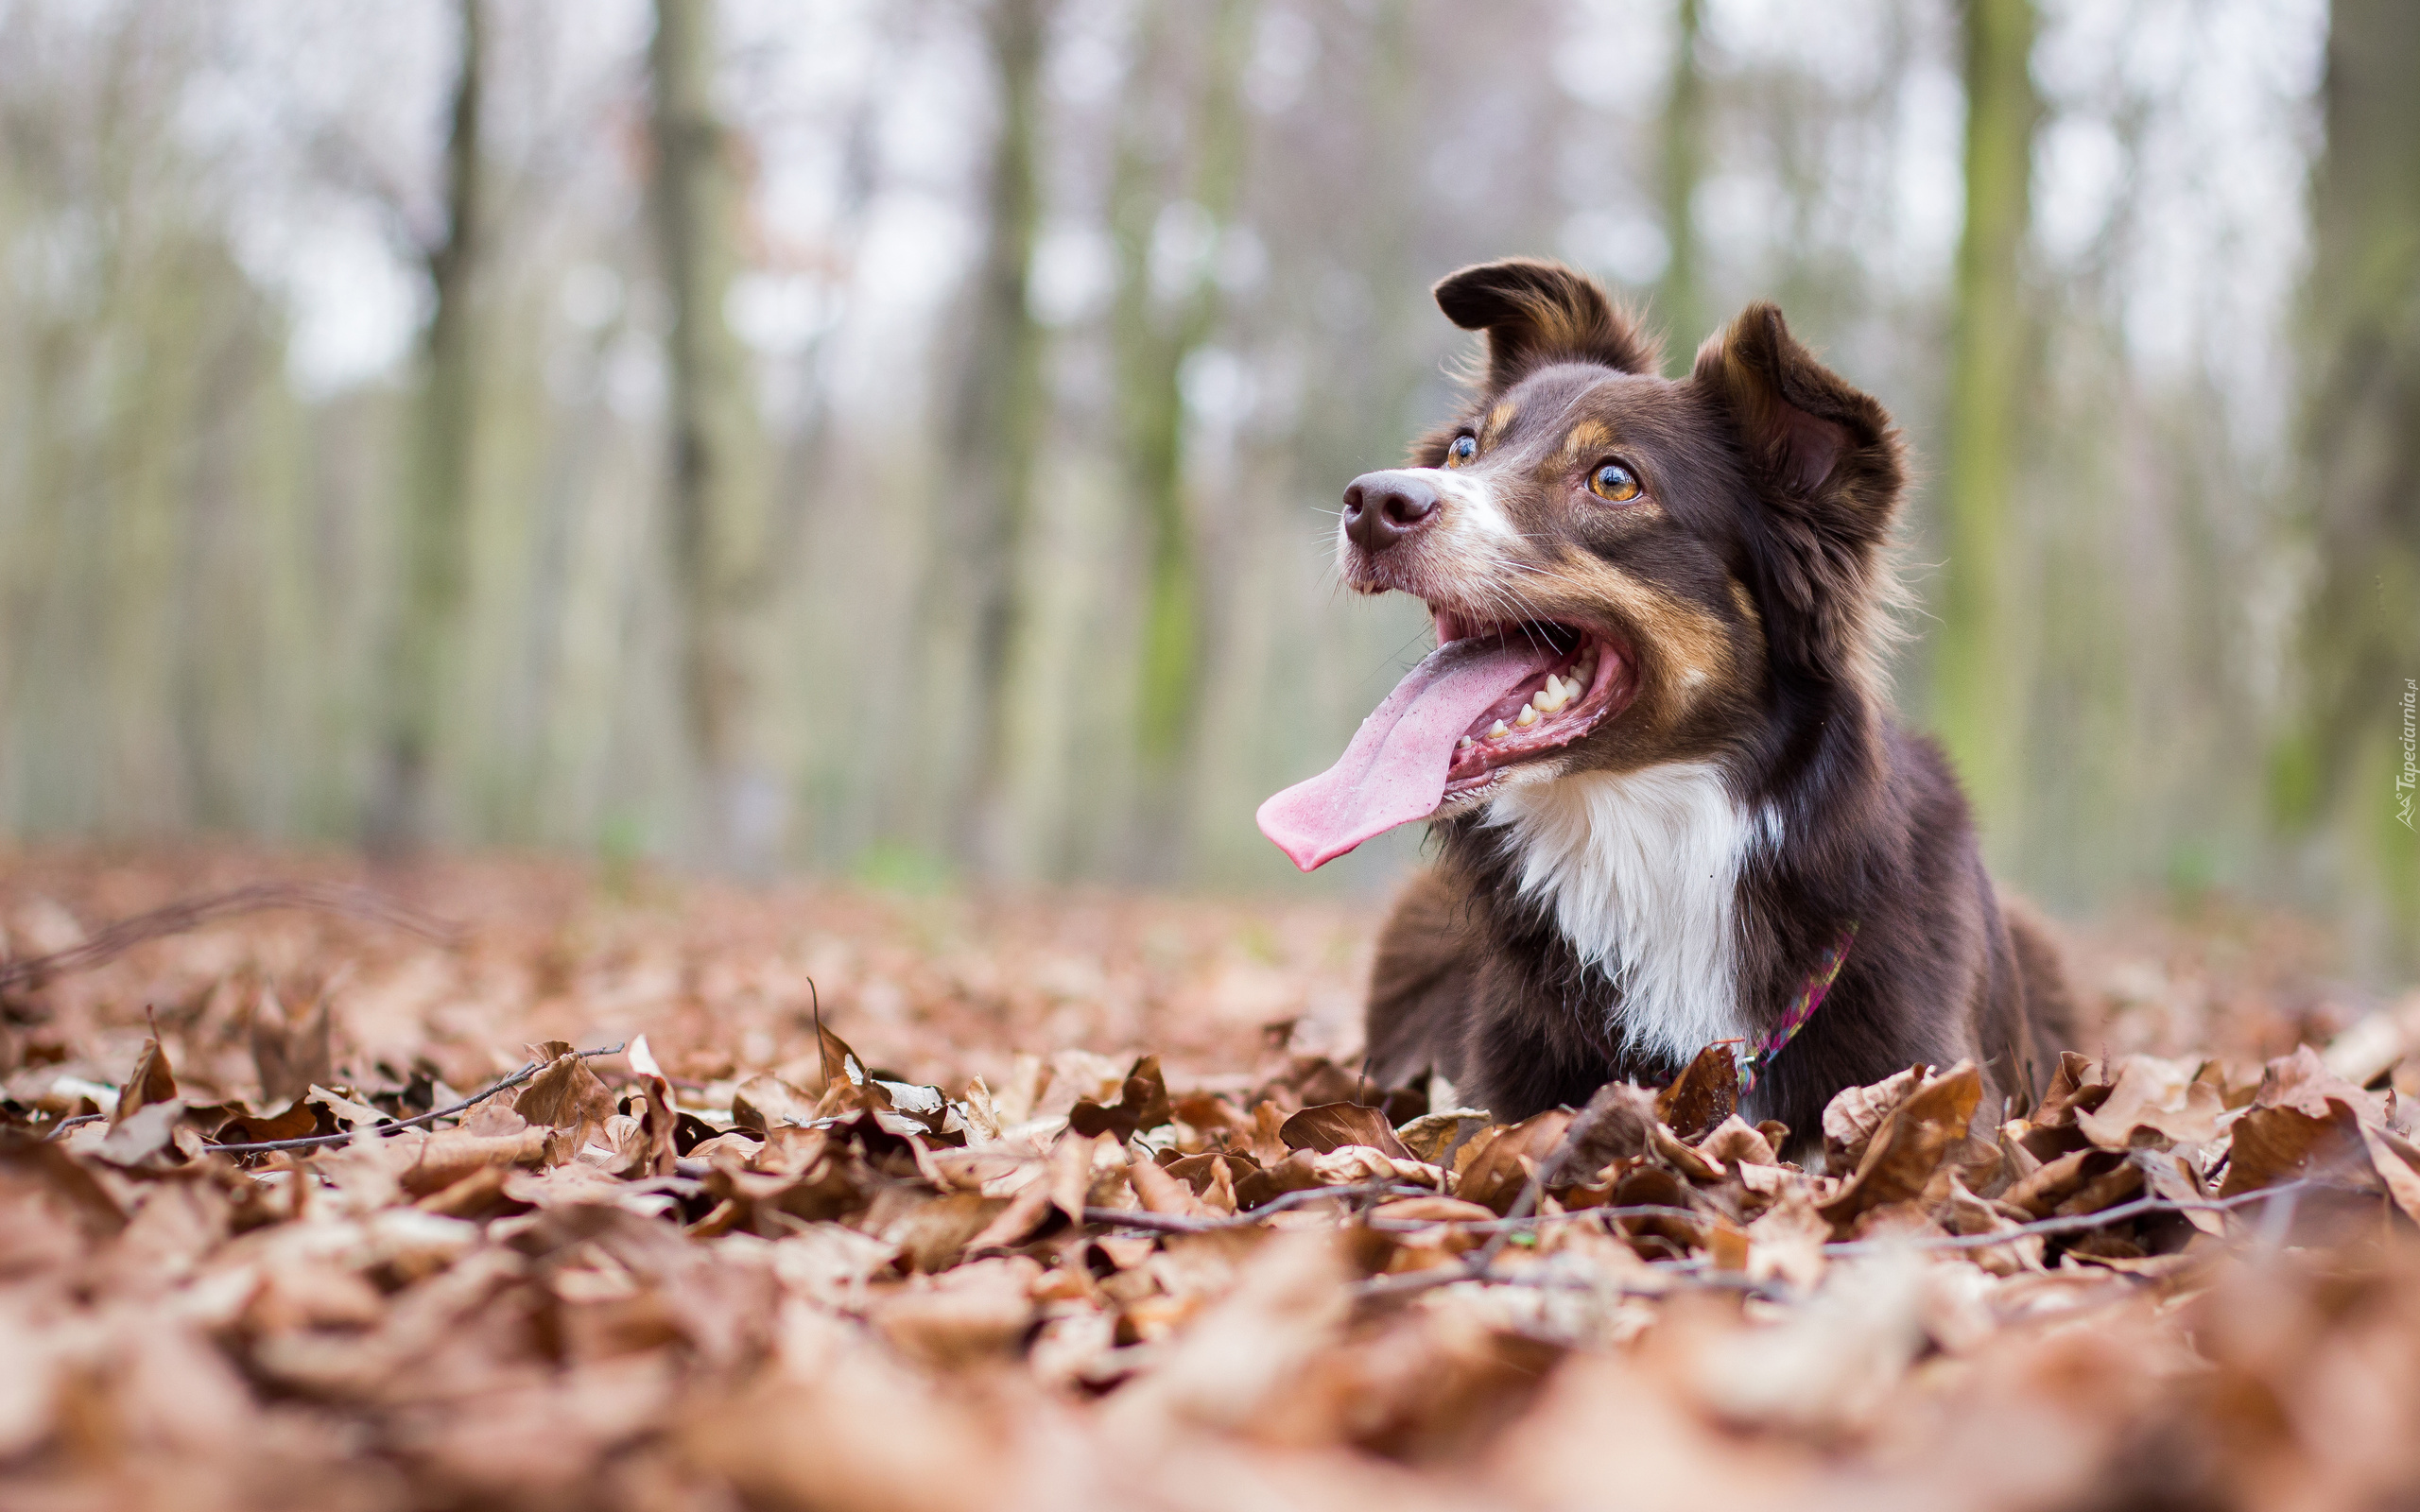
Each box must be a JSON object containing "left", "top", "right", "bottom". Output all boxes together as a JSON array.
[
  {"left": 1588, "top": 461, "right": 1640, "bottom": 502},
  {"left": 1445, "top": 435, "right": 1478, "bottom": 467}
]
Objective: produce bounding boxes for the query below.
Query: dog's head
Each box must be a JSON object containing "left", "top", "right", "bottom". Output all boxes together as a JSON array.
[{"left": 1259, "top": 257, "right": 1904, "bottom": 870}]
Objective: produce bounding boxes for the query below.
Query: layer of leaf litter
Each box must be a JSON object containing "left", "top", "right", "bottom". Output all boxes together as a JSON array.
[{"left": 2, "top": 850, "right": 2417, "bottom": 1512}]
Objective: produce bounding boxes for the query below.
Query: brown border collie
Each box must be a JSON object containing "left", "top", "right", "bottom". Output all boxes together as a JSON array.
[{"left": 1258, "top": 257, "right": 2070, "bottom": 1154}]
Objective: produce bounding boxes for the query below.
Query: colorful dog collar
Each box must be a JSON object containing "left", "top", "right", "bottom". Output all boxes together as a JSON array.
[{"left": 1736, "top": 923, "right": 1858, "bottom": 1094}]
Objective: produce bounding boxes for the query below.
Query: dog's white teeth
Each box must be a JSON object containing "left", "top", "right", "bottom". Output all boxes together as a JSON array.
[
  {"left": 1458, "top": 735, "right": 1476, "bottom": 750},
  {"left": 1514, "top": 705, "right": 1540, "bottom": 728},
  {"left": 1485, "top": 719, "right": 1510, "bottom": 740},
  {"left": 1532, "top": 675, "right": 1572, "bottom": 714}
]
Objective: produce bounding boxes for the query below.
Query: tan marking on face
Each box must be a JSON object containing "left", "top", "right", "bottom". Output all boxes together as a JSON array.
[
  {"left": 1728, "top": 578, "right": 1761, "bottom": 628},
  {"left": 1482, "top": 401, "right": 1519, "bottom": 445},
  {"left": 1559, "top": 419, "right": 1614, "bottom": 468},
  {"left": 1551, "top": 553, "right": 1735, "bottom": 707}
]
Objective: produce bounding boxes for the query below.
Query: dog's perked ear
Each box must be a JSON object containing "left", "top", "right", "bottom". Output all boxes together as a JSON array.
[
  {"left": 1433, "top": 258, "right": 1661, "bottom": 392},
  {"left": 1693, "top": 301, "right": 1905, "bottom": 680}
]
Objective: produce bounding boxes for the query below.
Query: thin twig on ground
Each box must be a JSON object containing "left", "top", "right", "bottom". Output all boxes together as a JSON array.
[
  {"left": 0, "top": 882, "right": 460, "bottom": 991},
  {"left": 207, "top": 1043, "right": 625, "bottom": 1155},
  {"left": 37, "top": 1111, "right": 107, "bottom": 1143},
  {"left": 1345, "top": 1179, "right": 2351, "bottom": 1300},
  {"left": 1821, "top": 1179, "right": 2343, "bottom": 1254},
  {"left": 1080, "top": 1181, "right": 1445, "bottom": 1234}
]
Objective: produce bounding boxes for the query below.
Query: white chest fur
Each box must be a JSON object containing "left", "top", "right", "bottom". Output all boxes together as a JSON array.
[{"left": 1483, "top": 761, "right": 1756, "bottom": 1069}]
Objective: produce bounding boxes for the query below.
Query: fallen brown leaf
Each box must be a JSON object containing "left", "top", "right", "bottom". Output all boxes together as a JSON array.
[
  {"left": 1069, "top": 1054, "right": 1176, "bottom": 1143},
  {"left": 1819, "top": 1061, "right": 1981, "bottom": 1228},
  {"left": 1279, "top": 1100, "right": 1414, "bottom": 1160},
  {"left": 1654, "top": 1042, "right": 1739, "bottom": 1141},
  {"left": 112, "top": 1024, "right": 179, "bottom": 1123}
]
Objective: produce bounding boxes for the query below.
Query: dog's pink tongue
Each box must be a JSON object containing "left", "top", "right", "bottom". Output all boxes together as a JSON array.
[{"left": 1257, "top": 636, "right": 1552, "bottom": 871}]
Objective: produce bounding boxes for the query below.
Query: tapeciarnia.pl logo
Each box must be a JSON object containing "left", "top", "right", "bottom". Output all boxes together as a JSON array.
[{"left": 2399, "top": 678, "right": 2416, "bottom": 833}]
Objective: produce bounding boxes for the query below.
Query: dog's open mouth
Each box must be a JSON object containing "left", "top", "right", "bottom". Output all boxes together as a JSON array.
[{"left": 1256, "top": 608, "right": 1634, "bottom": 871}]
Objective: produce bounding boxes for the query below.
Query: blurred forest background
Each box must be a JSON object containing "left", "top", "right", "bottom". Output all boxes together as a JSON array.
[{"left": 0, "top": 0, "right": 2411, "bottom": 970}]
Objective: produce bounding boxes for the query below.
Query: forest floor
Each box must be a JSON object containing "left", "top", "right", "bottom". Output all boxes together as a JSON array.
[{"left": 4, "top": 845, "right": 2418, "bottom": 1511}]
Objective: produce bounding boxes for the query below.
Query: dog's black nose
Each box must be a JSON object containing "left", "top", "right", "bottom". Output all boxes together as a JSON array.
[{"left": 1341, "top": 471, "right": 1441, "bottom": 552}]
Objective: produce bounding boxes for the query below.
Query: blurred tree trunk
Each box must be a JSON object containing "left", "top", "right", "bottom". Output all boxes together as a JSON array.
[
  {"left": 368, "top": 0, "right": 484, "bottom": 855},
  {"left": 937, "top": 0, "right": 1051, "bottom": 877},
  {"left": 1656, "top": 0, "right": 1706, "bottom": 366},
  {"left": 2276, "top": 0, "right": 2420, "bottom": 971},
  {"left": 1931, "top": 0, "right": 2037, "bottom": 851},
  {"left": 648, "top": 0, "right": 777, "bottom": 872},
  {"left": 1113, "top": 0, "right": 1255, "bottom": 880}
]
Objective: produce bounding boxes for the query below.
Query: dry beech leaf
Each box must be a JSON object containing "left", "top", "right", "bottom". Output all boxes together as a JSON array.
[
  {"left": 729, "top": 1074, "right": 820, "bottom": 1134},
  {"left": 623, "top": 1072, "right": 680, "bottom": 1179},
  {"left": 1306, "top": 1145, "right": 1443, "bottom": 1188},
  {"left": 876, "top": 1189, "right": 1011, "bottom": 1274},
  {"left": 1234, "top": 1148, "right": 1331, "bottom": 1210},
  {"left": 1602, "top": 1163, "right": 1711, "bottom": 1255},
  {"left": 1654, "top": 1043, "right": 1738, "bottom": 1141},
  {"left": 963, "top": 1130, "right": 1102, "bottom": 1251},
  {"left": 2218, "top": 1097, "right": 2373, "bottom": 1197},
  {"left": 1996, "top": 1118, "right": 2048, "bottom": 1183},
  {"left": 1248, "top": 1100, "right": 1293, "bottom": 1167},
  {"left": 1651, "top": 1122, "right": 1725, "bottom": 1181},
  {"left": 2002, "top": 1146, "right": 2121, "bottom": 1217},
  {"left": 112, "top": 1025, "right": 179, "bottom": 1125},
  {"left": 1166, "top": 1148, "right": 1257, "bottom": 1199},
  {"left": 400, "top": 1126, "right": 556, "bottom": 1197},
  {"left": 1820, "top": 1061, "right": 1980, "bottom": 1228},
  {"left": 2053, "top": 1159, "right": 2144, "bottom": 1218},
  {"left": 1938, "top": 1169, "right": 2028, "bottom": 1237},
  {"left": 2033, "top": 1051, "right": 2115, "bottom": 1127},
  {"left": 872, "top": 1076, "right": 954, "bottom": 1139},
  {"left": 2130, "top": 1147, "right": 2223, "bottom": 1235},
  {"left": 95, "top": 1097, "right": 191, "bottom": 1170},
  {"left": 1822, "top": 1065, "right": 1923, "bottom": 1171},
  {"left": 307, "top": 1084, "right": 389, "bottom": 1131},
  {"left": 786, "top": 1020, "right": 874, "bottom": 1098},
  {"left": 2074, "top": 1057, "right": 2224, "bottom": 1150},
  {"left": 1456, "top": 1109, "right": 1575, "bottom": 1214},
  {"left": 2359, "top": 1122, "right": 2420, "bottom": 1224},
  {"left": 514, "top": 1050, "right": 618, "bottom": 1144},
  {"left": 413, "top": 1164, "right": 525, "bottom": 1219},
  {"left": 1171, "top": 1090, "right": 1255, "bottom": 1147},
  {"left": 958, "top": 1075, "right": 1004, "bottom": 1142},
  {"left": 1128, "top": 1150, "right": 1207, "bottom": 1216},
  {"left": 1204, "top": 1154, "right": 1243, "bottom": 1214},
  {"left": 1394, "top": 1108, "right": 1494, "bottom": 1165},
  {"left": 215, "top": 1100, "right": 324, "bottom": 1144},
  {"left": 1700, "top": 1115, "right": 1778, "bottom": 1169},
  {"left": 1068, "top": 1054, "right": 1175, "bottom": 1143},
  {"left": 2251, "top": 1044, "right": 2387, "bottom": 1124},
  {"left": 1279, "top": 1100, "right": 1414, "bottom": 1161}
]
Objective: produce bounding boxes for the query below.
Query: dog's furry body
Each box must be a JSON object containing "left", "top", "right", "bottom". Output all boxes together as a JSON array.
[{"left": 1288, "top": 259, "right": 2070, "bottom": 1148}]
